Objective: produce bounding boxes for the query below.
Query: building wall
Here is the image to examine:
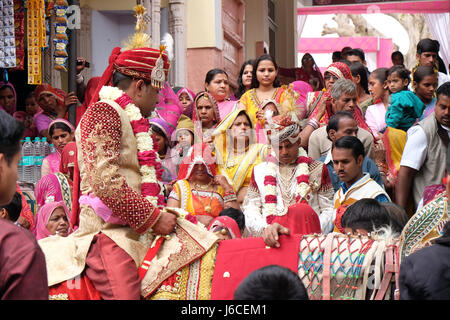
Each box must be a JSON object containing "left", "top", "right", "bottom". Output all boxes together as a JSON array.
[{"left": 90, "top": 11, "right": 135, "bottom": 77}]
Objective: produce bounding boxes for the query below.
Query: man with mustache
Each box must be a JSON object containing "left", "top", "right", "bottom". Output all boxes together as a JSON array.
[
  {"left": 319, "top": 111, "right": 383, "bottom": 192},
  {"left": 331, "top": 136, "right": 390, "bottom": 233},
  {"left": 396, "top": 82, "right": 450, "bottom": 211},
  {"left": 307, "top": 78, "right": 374, "bottom": 160}
]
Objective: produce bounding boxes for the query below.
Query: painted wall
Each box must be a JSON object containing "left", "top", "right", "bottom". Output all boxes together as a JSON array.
[
  {"left": 90, "top": 10, "right": 135, "bottom": 77},
  {"left": 244, "top": 0, "right": 269, "bottom": 60},
  {"left": 186, "top": 0, "right": 222, "bottom": 49}
]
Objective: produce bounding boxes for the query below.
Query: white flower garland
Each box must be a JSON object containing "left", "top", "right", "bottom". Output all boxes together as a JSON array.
[
  {"left": 262, "top": 147, "right": 311, "bottom": 218},
  {"left": 99, "top": 86, "right": 164, "bottom": 208}
]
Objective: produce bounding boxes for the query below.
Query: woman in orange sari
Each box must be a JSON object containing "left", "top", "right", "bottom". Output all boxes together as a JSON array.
[{"left": 167, "top": 143, "right": 239, "bottom": 227}]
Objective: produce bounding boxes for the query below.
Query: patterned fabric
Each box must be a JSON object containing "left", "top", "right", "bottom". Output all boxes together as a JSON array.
[
  {"left": 79, "top": 101, "right": 160, "bottom": 233},
  {"left": 399, "top": 193, "right": 449, "bottom": 264},
  {"left": 169, "top": 179, "right": 225, "bottom": 218},
  {"left": 298, "top": 233, "right": 397, "bottom": 300},
  {"left": 239, "top": 87, "right": 285, "bottom": 127},
  {"left": 34, "top": 83, "right": 66, "bottom": 107},
  {"left": 243, "top": 158, "right": 334, "bottom": 236},
  {"left": 149, "top": 244, "right": 218, "bottom": 300}
]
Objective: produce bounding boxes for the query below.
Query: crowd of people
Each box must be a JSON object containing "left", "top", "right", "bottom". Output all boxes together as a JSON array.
[{"left": 0, "top": 34, "right": 450, "bottom": 301}]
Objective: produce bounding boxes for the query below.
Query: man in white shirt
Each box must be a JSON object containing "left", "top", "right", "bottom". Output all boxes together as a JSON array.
[{"left": 396, "top": 82, "right": 450, "bottom": 210}]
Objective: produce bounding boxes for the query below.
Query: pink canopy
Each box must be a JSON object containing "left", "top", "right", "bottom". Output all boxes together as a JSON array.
[{"left": 297, "top": 1, "right": 450, "bottom": 15}]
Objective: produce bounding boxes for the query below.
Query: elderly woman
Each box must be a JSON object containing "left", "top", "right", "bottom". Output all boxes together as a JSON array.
[
  {"left": 34, "top": 83, "right": 77, "bottom": 138},
  {"left": 192, "top": 91, "right": 222, "bottom": 146},
  {"left": 34, "top": 201, "right": 71, "bottom": 241},
  {"left": 213, "top": 108, "right": 268, "bottom": 205},
  {"left": 35, "top": 142, "right": 77, "bottom": 214},
  {"left": 167, "top": 143, "right": 239, "bottom": 227}
]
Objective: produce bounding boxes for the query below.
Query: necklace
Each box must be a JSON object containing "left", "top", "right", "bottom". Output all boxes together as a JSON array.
[
  {"left": 224, "top": 145, "right": 249, "bottom": 169},
  {"left": 192, "top": 182, "right": 214, "bottom": 214},
  {"left": 277, "top": 165, "right": 298, "bottom": 207}
]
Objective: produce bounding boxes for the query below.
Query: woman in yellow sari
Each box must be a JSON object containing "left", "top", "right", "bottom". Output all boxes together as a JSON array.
[
  {"left": 212, "top": 108, "right": 269, "bottom": 205},
  {"left": 238, "top": 55, "right": 286, "bottom": 130}
]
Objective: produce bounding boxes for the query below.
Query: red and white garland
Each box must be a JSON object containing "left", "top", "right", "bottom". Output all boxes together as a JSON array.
[
  {"left": 262, "top": 147, "right": 312, "bottom": 220},
  {"left": 99, "top": 86, "right": 165, "bottom": 208}
]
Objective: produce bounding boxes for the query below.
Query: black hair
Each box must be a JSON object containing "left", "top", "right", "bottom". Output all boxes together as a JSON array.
[
  {"left": 0, "top": 110, "right": 25, "bottom": 165},
  {"left": 346, "top": 48, "right": 365, "bottom": 62},
  {"left": 0, "top": 192, "right": 22, "bottom": 222},
  {"left": 341, "top": 46, "right": 352, "bottom": 56},
  {"left": 332, "top": 135, "right": 365, "bottom": 161},
  {"left": 251, "top": 54, "right": 281, "bottom": 89},
  {"left": 341, "top": 198, "right": 391, "bottom": 233},
  {"left": 113, "top": 71, "right": 133, "bottom": 90},
  {"left": 391, "top": 51, "right": 404, "bottom": 63},
  {"left": 234, "top": 265, "right": 309, "bottom": 300},
  {"left": 236, "top": 60, "right": 255, "bottom": 99},
  {"left": 234, "top": 109, "right": 253, "bottom": 129},
  {"left": 49, "top": 121, "right": 73, "bottom": 137},
  {"left": 338, "top": 59, "right": 351, "bottom": 67},
  {"left": 332, "top": 51, "right": 342, "bottom": 61},
  {"left": 413, "top": 65, "right": 437, "bottom": 85},
  {"left": 370, "top": 68, "right": 389, "bottom": 84},
  {"left": 436, "top": 80, "right": 450, "bottom": 101},
  {"left": 416, "top": 38, "right": 439, "bottom": 54},
  {"left": 326, "top": 111, "right": 354, "bottom": 138},
  {"left": 380, "top": 202, "right": 408, "bottom": 235},
  {"left": 387, "top": 65, "right": 411, "bottom": 84},
  {"left": 219, "top": 208, "right": 245, "bottom": 231},
  {"left": 350, "top": 62, "right": 369, "bottom": 93},
  {"left": 205, "top": 68, "right": 229, "bottom": 86},
  {"left": 25, "top": 91, "right": 35, "bottom": 100},
  {"left": 0, "top": 83, "right": 13, "bottom": 94}
]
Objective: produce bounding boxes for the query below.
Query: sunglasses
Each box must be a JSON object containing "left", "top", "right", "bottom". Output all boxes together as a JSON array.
[{"left": 324, "top": 73, "right": 338, "bottom": 81}]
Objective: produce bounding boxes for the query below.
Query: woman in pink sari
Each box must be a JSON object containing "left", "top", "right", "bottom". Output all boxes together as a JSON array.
[
  {"left": 177, "top": 87, "right": 196, "bottom": 119},
  {"left": 41, "top": 119, "right": 75, "bottom": 178},
  {"left": 34, "top": 201, "right": 72, "bottom": 241},
  {"left": 35, "top": 142, "right": 77, "bottom": 213},
  {"left": 205, "top": 69, "right": 238, "bottom": 120},
  {"left": 0, "top": 81, "right": 18, "bottom": 115}
]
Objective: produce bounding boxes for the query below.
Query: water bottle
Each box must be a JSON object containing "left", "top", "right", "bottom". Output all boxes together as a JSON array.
[
  {"left": 49, "top": 143, "right": 56, "bottom": 155},
  {"left": 18, "top": 140, "right": 24, "bottom": 182},
  {"left": 41, "top": 137, "right": 51, "bottom": 157},
  {"left": 22, "top": 137, "right": 35, "bottom": 183},
  {"left": 33, "top": 137, "right": 42, "bottom": 183}
]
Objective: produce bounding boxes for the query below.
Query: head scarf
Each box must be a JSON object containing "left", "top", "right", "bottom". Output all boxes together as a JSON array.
[
  {"left": 59, "top": 141, "right": 77, "bottom": 177},
  {"left": 308, "top": 62, "right": 355, "bottom": 125},
  {"left": 207, "top": 216, "right": 242, "bottom": 239},
  {"left": 324, "top": 62, "right": 353, "bottom": 81},
  {"left": 177, "top": 87, "right": 196, "bottom": 119},
  {"left": 212, "top": 107, "right": 255, "bottom": 162},
  {"left": 35, "top": 174, "right": 64, "bottom": 207},
  {"left": 192, "top": 91, "right": 221, "bottom": 143},
  {"left": 0, "top": 81, "right": 17, "bottom": 114},
  {"left": 33, "top": 201, "right": 71, "bottom": 240},
  {"left": 177, "top": 143, "right": 216, "bottom": 181},
  {"left": 151, "top": 81, "right": 183, "bottom": 141},
  {"left": 34, "top": 83, "right": 66, "bottom": 109},
  {"left": 88, "top": 46, "right": 170, "bottom": 107},
  {"left": 291, "top": 81, "right": 313, "bottom": 109},
  {"left": 48, "top": 118, "right": 75, "bottom": 134}
]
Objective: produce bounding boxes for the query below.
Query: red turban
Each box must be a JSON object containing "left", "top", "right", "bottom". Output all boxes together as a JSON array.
[{"left": 89, "top": 46, "right": 170, "bottom": 107}]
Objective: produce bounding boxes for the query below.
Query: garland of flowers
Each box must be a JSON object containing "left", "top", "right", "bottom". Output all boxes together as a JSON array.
[
  {"left": 99, "top": 86, "right": 165, "bottom": 208},
  {"left": 262, "top": 147, "right": 312, "bottom": 219}
]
